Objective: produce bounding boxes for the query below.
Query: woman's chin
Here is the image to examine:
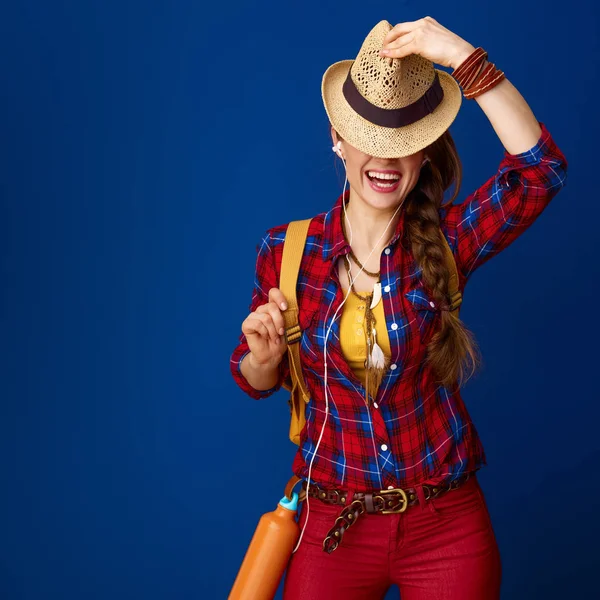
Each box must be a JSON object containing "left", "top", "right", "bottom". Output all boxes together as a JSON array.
[{"left": 361, "top": 186, "right": 405, "bottom": 209}]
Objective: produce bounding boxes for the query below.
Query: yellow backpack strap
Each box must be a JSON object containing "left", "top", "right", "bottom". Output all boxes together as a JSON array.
[
  {"left": 439, "top": 229, "right": 462, "bottom": 317},
  {"left": 279, "top": 219, "right": 312, "bottom": 446}
]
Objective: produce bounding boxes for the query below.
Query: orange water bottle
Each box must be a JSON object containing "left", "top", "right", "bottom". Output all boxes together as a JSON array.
[{"left": 228, "top": 491, "right": 300, "bottom": 600}]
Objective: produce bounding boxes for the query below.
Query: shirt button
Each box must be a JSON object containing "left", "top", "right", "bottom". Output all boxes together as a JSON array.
[
  {"left": 391, "top": 323, "right": 398, "bottom": 330},
  {"left": 373, "top": 402, "right": 379, "bottom": 409},
  {"left": 387, "top": 485, "right": 394, "bottom": 490},
  {"left": 384, "top": 285, "right": 391, "bottom": 293},
  {"left": 390, "top": 363, "right": 397, "bottom": 370},
  {"left": 429, "top": 301, "right": 435, "bottom": 308},
  {"left": 381, "top": 444, "right": 388, "bottom": 451},
  {"left": 384, "top": 248, "right": 391, "bottom": 255},
  {"left": 356, "top": 328, "right": 363, "bottom": 336}
]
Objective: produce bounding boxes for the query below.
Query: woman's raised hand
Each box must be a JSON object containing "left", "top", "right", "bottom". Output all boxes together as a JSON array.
[
  {"left": 241, "top": 287, "right": 289, "bottom": 369},
  {"left": 379, "top": 16, "right": 475, "bottom": 70}
]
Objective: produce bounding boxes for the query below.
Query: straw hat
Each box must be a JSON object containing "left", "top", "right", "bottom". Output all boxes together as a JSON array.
[{"left": 322, "top": 20, "right": 462, "bottom": 158}]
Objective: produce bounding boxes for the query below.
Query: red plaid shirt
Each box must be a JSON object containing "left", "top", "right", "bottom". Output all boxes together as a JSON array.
[{"left": 230, "top": 122, "right": 567, "bottom": 492}]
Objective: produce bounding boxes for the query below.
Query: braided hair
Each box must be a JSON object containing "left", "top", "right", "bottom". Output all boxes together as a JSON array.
[{"left": 403, "top": 131, "right": 481, "bottom": 389}]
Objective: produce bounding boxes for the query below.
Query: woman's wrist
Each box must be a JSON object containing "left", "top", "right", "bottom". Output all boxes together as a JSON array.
[
  {"left": 449, "top": 43, "right": 477, "bottom": 70},
  {"left": 242, "top": 352, "right": 281, "bottom": 391},
  {"left": 248, "top": 351, "right": 282, "bottom": 371}
]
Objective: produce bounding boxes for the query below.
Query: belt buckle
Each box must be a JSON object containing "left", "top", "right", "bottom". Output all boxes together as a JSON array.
[{"left": 378, "top": 487, "right": 409, "bottom": 514}]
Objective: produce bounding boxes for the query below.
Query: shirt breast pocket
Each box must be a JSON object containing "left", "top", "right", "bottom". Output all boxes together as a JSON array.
[{"left": 404, "top": 282, "right": 440, "bottom": 343}]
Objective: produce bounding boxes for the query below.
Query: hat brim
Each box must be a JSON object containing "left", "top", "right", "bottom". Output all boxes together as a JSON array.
[{"left": 322, "top": 59, "right": 462, "bottom": 158}]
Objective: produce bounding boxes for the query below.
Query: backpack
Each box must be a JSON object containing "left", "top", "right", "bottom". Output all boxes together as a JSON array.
[{"left": 279, "top": 218, "right": 462, "bottom": 446}]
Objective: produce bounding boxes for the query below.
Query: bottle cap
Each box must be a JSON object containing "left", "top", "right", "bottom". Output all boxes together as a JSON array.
[{"left": 278, "top": 491, "right": 299, "bottom": 511}]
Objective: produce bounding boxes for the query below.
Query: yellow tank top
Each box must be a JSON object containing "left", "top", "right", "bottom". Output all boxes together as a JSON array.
[{"left": 339, "top": 289, "right": 391, "bottom": 385}]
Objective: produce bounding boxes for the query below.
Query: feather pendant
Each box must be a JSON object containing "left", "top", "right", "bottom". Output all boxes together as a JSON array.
[
  {"left": 365, "top": 328, "right": 390, "bottom": 403},
  {"left": 369, "top": 339, "right": 386, "bottom": 369}
]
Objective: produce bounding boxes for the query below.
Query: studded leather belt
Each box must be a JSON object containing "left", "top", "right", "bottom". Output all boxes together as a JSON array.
[{"left": 301, "top": 471, "right": 473, "bottom": 553}]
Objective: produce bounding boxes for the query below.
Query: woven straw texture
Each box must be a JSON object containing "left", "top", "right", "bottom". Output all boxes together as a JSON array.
[{"left": 322, "top": 20, "right": 462, "bottom": 158}]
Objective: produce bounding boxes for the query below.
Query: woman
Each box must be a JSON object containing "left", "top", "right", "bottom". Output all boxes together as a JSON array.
[{"left": 230, "top": 18, "right": 567, "bottom": 600}]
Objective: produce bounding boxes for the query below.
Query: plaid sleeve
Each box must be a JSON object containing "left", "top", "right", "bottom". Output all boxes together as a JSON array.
[
  {"left": 440, "top": 121, "right": 568, "bottom": 279},
  {"left": 229, "top": 230, "right": 290, "bottom": 399}
]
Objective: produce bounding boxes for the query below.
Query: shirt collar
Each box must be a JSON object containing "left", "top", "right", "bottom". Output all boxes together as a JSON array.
[{"left": 322, "top": 189, "right": 407, "bottom": 261}]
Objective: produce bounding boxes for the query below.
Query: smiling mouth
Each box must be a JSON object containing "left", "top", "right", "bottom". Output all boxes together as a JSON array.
[{"left": 365, "top": 171, "right": 402, "bottom": 191}]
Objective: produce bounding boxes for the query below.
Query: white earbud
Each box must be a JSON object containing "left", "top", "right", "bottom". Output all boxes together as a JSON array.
[
  {"left": 421, "top": 157, "right": 430, "bottom": 166},
  {"left": 332, "top": 141, "right": 343, "bottom": 158}
]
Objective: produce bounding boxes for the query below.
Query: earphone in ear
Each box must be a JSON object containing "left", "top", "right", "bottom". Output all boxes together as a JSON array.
[
  {"left": 421, "top": 157, "right": 430, "bottom": 166},
  {"left": 331, "top": 140, "right": 343, "bottom": 158}
]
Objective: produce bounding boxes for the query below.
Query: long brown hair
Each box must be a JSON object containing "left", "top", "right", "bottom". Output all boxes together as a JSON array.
[{"left": 333, "top": 128, "right": 481, "bottom": 389}]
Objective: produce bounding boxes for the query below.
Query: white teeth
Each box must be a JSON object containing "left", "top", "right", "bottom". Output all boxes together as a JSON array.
[
  {"left": 367, "top": 171, "right": 400, "bottom": 181},
  {"left": 371, "top": 181, "right": 395, "bottom": 188}
]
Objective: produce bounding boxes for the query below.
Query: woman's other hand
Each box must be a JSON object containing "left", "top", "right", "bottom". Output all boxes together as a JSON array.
[{"left": 241, "top": 287, "right": 289, "bottom": 369}]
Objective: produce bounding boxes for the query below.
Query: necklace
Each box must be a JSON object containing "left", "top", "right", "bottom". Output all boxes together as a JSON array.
[
  {"left": 340, "top": 206, "right": 380, "bottom": 279},
  {"left": 344, "top": 253, "right": 376, "bottom": 301},
  {"left": 344, "top": 254, "right": 390, "bottom": 405}
]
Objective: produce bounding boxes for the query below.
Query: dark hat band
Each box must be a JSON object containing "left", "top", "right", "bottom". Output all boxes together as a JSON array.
[{"left": 342, "top": 66, "right": 444, "bottom": 128}]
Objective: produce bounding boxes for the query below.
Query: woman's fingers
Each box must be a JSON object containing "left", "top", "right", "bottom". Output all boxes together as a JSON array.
[
  {"left": 268, "top": 287, "right": 289, "bottom": 336},
  {"left": 256, "top": 302, "right": 286, "bottom": 337},
  {"left": 268, "top": 287, "right": 288, "bottom": 312},
  {"left": 380, "top": 17, "right": 462, "bottom": 68},
  {"left": 381, "top": 32, "right": 417, "bottom": 59},
  {"left": 242, "top": 313, "right": 269, "bottom": 339},
  {"left": 242, "top": 315, "right": 267, "bottom": 339},
  {"left": 382, "top": 20, "right": 421, "bottom": 46},
  {"left": 241, "top": 287, "right": 289, "bottom": 356},
  {"left": 250, "top": 312, "right": 280, "bottom": 344}
]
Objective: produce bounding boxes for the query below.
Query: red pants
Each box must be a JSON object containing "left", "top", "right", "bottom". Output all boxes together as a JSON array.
[{"left": 283, "top": 474, "right": 501, "bottom": 599}]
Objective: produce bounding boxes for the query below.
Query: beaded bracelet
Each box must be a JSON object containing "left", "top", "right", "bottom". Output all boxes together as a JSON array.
[{"left": 452, "top": 47, "right": 506, "bottom": 99}]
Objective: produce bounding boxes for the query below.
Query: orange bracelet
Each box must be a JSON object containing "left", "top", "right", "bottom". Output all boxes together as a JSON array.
[
  {"left": 464, "top": 68, "right": 505, "bottom": 99},
  {"left": 452, "top": 47, "right": 487, "bottom": 84},
  {"left": 452, "top": 47, "right": 506, "bottom": 99},
  {"left": 458, "top": 57, "right": 486, "bottom": 86},
  {"left": 464, "top": 61, "right": 504, "bottom": 98},
  {"left": 462, "top": 60, "right": 488, "bottom": 90},
  {"left": 466, "top": 61, "right": 493, "bottom": 88}
]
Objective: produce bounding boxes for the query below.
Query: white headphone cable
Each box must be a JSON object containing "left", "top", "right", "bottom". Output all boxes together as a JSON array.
[{"left": 292, "top": 143, "right": 403, "bottom": 553}]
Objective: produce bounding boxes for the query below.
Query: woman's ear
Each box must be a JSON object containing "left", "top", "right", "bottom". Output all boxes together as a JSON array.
[
  {"left": 330, "top": 126, "right": 339, "bottom": 147},
  {"left": 329, "top": 127, "right": 343, "bottom": 159}
]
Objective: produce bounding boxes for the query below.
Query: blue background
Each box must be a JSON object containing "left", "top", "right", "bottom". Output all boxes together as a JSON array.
[{"left": 1, "top": 0, "right": 597, "bottom": 598}]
